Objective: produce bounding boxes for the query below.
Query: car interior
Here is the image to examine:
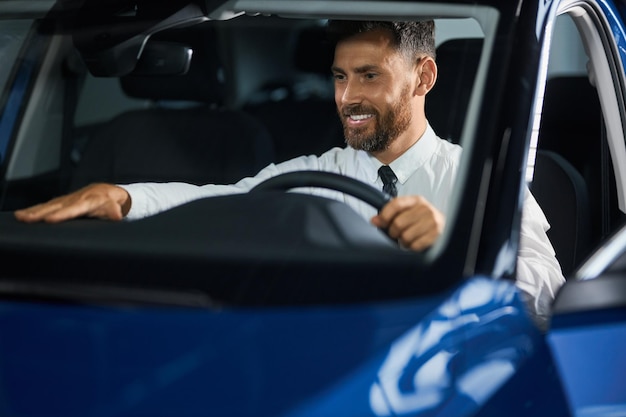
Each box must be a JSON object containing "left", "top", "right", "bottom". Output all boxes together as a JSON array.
[
  {"left": 532, "top": 12, "right": 626, "bottom": 277},
  {"left": 1, "top": 17, "right": 490, "bottom": 194},
  {"left": 69, "top": 23, "right": 276, "bottom": 190}
]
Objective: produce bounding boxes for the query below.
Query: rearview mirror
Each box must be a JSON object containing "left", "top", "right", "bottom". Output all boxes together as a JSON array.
[{"left": 131, "top": 41, "right": 193, "bottom": 76}]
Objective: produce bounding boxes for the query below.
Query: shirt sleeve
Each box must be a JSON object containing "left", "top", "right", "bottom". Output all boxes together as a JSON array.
[
  {"left": 119, "top": 154, "right": 327, "bottom": 220},
  {"left": 516, "top": 188, "right": 566, "bottom": 328}
]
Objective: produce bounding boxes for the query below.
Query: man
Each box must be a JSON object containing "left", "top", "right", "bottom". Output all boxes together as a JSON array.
[{"left": 14, "top": 20, "right": 564, "bottom": 323}]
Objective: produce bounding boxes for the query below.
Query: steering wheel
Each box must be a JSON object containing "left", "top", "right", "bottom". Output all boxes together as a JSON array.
[{"left": 250, "top": 171, "right": 392, "bottom": 211}]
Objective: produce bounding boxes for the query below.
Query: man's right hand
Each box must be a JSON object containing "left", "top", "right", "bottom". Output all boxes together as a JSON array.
[
  {"left": 371, "top": 195, "right": 445, "bottom": 252},
  {"left": 14, "top": 183, "right": 131, "bottom": 223}
]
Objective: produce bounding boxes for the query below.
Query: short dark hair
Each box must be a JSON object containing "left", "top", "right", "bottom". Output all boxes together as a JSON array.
[{"left": 327, "top": 20, "right": 436, "bottom": 61}]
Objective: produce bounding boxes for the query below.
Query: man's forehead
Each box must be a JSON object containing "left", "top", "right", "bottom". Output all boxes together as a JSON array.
[
  {"left": 336, "top": 28, "right": 396, "bottom": 48},
  {"left": 333, "top": 29, "right": 402, "bottom": 68}
]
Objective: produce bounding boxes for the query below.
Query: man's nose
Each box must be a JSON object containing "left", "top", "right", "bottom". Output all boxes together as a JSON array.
[{"left": 339, "top": 78, "right": 363, "bottom": 106}]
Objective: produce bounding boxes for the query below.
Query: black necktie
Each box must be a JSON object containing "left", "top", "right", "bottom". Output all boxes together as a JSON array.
[{"left": 378, "top": 165, "right": 398, "bottom": 197}]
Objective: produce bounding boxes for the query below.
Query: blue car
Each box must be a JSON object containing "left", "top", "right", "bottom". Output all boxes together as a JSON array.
[{"left": 0, "top": 0, "right": 625, "bottom": 416}]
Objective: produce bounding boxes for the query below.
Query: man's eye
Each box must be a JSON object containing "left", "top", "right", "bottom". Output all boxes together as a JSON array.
[
  {"left": 365, "top": 73, "right": 378, "bottom": 80},
  {"left": 333, "top": 74, "right": 346, "bottom": 81}
]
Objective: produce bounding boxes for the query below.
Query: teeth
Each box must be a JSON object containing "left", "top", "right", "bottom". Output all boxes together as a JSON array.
[{"left": 349, "top": 114, "right": 373, "bottom": 121}]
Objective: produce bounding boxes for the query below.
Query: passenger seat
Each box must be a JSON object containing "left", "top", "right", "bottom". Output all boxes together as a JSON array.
[{"left": 70, "top": 24, "right": 275, "bottom": 190}]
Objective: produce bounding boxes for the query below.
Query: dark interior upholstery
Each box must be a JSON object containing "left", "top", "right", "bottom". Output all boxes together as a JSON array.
[
  {"left": 427, "top": 38, "right": 483, "bottom": 143},
  {"left": 537, "top": 76, "right": 602, "bottom": 177},
  {"left": 244, "top": 25, "right": 344, "bottom": 163},
  {"left": 70, "top": 24, "right": 275, "bottom": 190},
  {"left": 532, "top": 75, "right": 603, "bottom": 274},
  {"left": 245, "top": 99, "right": 343, "bottom": 163},
  {"left": 530, "top": 150, "right": 591, "bottom": 277},
  {"left": 70, "top": 107, "right": 274, "bottom": 187}
]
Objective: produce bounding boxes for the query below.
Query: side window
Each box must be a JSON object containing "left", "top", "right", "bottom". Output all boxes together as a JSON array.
[
  {"left": 0, "top": 21, "right": 30, "bottom": 94},
  {"left": 529, "top": 5, "right": 626, "bottom": 276},
  {"left": 1, "top": 23, "right": 79, "bottom": 210},
  {"left": 0, "top": 20, "right": 33, "bottom": 170},
  {"left": 4, "top": 31, "right": 66, "bottom": 182}
]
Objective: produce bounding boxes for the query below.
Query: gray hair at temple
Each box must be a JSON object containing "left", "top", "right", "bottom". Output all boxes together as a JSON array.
[{"left": 327, "top": 20, "right": 436, "bottom": 62}]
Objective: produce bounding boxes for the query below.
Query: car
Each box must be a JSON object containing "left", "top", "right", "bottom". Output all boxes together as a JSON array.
[{"left": 0, "top": 0, "right": 625, "bottom": 416}]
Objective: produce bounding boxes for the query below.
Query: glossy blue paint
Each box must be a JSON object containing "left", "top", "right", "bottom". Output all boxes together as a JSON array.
[
  {"left": 549, "top": 311, "right": 626, "bottom": 417},
  {"left": 0, "top": 277, "right": 542, "bottom": 416},
  {"left": 284, "top": 278, "right": 543, "bottom": 417}
]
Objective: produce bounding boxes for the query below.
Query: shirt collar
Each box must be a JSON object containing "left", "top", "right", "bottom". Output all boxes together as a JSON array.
[{"left": 363, "top": 123, "right": 439, "bottom": 185}]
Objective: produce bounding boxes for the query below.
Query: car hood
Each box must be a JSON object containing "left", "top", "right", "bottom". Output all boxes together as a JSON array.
[{"left": 0, "top": 277, "right": 541, "bottom": 417}]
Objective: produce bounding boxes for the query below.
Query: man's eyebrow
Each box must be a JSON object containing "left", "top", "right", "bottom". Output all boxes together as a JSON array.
[
  {"left": 354, "top": 64, "right": 380, "bottom": 73},
  {"left": 331, "top": 64, "right": 380, "bottom": 73}
]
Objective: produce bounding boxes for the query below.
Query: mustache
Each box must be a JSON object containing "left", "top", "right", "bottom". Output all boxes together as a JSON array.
[{"left": 341, "top": 105, "right": 377, "bottom": 117}]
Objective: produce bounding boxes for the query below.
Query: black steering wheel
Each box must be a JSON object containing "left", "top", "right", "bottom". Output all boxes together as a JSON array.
[{"left": 250, "top": 171, "right": 392, "bottom": 211}]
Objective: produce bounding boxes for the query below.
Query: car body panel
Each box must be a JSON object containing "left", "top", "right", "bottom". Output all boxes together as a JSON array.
[
  {"left": 549, "top": 315, "right": 626, "bottom": 417},
  {"left": 0, "top": 277, "right": 555, "bottom": 417}
]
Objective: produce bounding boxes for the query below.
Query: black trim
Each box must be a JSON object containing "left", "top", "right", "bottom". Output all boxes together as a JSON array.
[{"left": 553, "top": 275, "right": 626, "bottom": 315}]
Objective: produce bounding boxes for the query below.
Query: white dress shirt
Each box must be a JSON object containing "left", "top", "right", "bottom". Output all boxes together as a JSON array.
[{"left": 120, "top": 124, "right": 564, "bottom": 324}]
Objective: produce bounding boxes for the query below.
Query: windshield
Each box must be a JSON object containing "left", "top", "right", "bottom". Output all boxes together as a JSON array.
[{"left": 0, "top": 1, "right": 502, "bottom": 305}]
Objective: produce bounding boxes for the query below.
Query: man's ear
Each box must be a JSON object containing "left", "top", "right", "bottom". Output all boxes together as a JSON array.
[{"left": 414, "top": 56, "right": 437, "bottom": 96}]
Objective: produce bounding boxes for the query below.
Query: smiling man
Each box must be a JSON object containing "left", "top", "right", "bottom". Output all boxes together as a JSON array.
[
  {"left": 332, "top": 22, "right": 430, "bottom": 160},
  {"left": 14, "top": 20, "right": 564, "bottom": 323}
]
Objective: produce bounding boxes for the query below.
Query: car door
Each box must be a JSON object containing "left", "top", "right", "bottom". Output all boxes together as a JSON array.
[
  {"left": 528, "top": 1, "right": 626, "bottom": 415},
  {"left": 529, "top": 0, "right": 626, "bottom": 277}
]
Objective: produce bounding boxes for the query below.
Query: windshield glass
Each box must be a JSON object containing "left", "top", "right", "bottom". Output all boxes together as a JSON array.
[{"left": 0, "top": 1, "right": 501, "bottom": 304}]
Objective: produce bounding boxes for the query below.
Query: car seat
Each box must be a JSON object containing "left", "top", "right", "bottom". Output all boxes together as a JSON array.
[
  {"left": 531, "top": 150, "right": 591, "bottom": 277},
  {"left": 535, "top": 76, "right": 602, "bottom": 187},
  {"left": 531, "top": 76, "right": 602, "bottom": 276},
  {"left": 70, "top": 24, "right": 275, "bottom": 190},
  {"left": 427, "top": 38, "right": 483, "bottom": 143},
  {"left": 243, "top": 25, "right": 344, "bottom": 163}
]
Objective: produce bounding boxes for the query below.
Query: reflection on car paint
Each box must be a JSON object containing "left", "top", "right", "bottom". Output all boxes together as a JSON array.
[
  {"left": 370, "top": 279, "right": 533, "bottom": 416},
  {"left": 283, "top": 278, "right": 540, "bottom": 417}
]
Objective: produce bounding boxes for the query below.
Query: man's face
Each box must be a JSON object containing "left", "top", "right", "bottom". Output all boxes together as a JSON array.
[{"left": 332, "top": 29, "right": 414, "bottom": 152}]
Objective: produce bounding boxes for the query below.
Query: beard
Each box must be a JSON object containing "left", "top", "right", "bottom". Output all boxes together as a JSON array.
[{"left": 339, "top": 85, "right": 412, "bottom": 153}]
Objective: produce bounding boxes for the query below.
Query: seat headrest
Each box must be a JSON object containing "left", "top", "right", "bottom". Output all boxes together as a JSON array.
[
  {"left": 427, "top": 38, "right": 483, "bottom": 142},
  {"left": 540, "top": 76, "right": 600, "bottom": 132},
  {"left": 120, "top": 23, "right": 225, "bottom": 104},
  {"left": 293, "top": 25, "right": 334, "bottom": 75}
]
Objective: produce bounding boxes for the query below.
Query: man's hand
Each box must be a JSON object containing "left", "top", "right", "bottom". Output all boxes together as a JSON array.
[
  {"left": 371, "top": 196, "right": 445, "bottom": 251},
  {"left": 14, "top": 183, "right": 131, "bottom": 223}
]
